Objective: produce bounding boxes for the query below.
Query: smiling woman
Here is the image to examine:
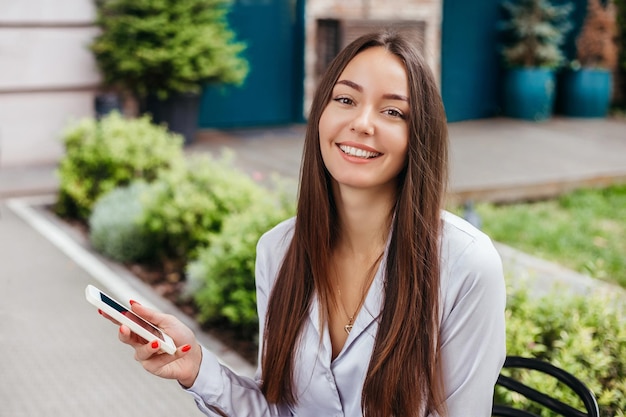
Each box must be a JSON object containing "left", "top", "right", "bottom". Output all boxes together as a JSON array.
[
  {"left": 319, "top": 47, "right": 409, "bottom": 194},
  {"left": 100, "top": 30, "right": 506, "bottom": 417}
]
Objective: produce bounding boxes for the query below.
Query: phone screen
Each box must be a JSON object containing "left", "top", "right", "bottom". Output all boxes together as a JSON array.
[{"left": 100, "top": 292, "right": 165, "bottom": 340}]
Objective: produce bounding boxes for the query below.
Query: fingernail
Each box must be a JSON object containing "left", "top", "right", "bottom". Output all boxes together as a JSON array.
[
  {"left": 98, "top": 309, "right": 103, "bottom": 315},
  {"left": 181, "top": 344, "right": 191, "bottom": 353},
  {"left": 119, "top": 326, "right": 124, "bottom": 334},
  {"left": 130, "top": 299, "right": 141, "bottom": 306},
  {"left": 151, "top": 341, "right": 159, "bottom": 349}
]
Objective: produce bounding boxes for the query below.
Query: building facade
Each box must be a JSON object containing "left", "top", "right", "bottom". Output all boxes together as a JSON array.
[
  {"left": 0, "top": 1, "right": 99, "bottom": 167},
  {"left": 4, "top": 0, "right": 590, "bottom": 166},
  {"left": 0, "top": 0, "right": 448, "bottom": 166}
]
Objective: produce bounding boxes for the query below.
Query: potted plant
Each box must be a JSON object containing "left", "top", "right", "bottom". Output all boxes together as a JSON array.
[
  {"left": 499, "top": 0, "right": 573, "bottom": 121},
  {"left": 558, "top": 0, "right": 618, "bottom": 117},
  {"left": 90, "top": 0, "right": 249, "bottom": 144}
]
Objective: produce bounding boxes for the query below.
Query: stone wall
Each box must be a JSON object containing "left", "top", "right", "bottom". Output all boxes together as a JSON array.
[{"left": 0, "top": 0, "right": 100, "bottom": 167}]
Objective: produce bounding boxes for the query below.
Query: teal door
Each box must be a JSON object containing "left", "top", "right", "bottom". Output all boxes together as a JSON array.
[
  {"left": 198, "top": 0, "right": 305, "bottom": 128},
  {"left": 441, "top": 0, "right": 501, "bottom": 122}
]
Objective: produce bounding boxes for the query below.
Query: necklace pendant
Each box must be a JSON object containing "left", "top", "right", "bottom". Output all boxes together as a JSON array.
[{"left": 344, "top": 324, "right": 353, "bottom": 334}]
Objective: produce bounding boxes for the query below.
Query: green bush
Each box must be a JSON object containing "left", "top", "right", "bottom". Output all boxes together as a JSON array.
[
  {"left": 498, "top": 0, "right": 573, "bottom": 68},
  {"left": 55, "top": 112, "right": 183, "bottom": 220},
  {"left": 188, "top": 192, "right": 294, "bottom": 337},
  {"left": 139, "top": 153, "right": 265, "bottom": 266},
  {"left": 90, "top": 0, "right": 248, "bottom": 99},
  {"left": 497, "top": 285, "right": 626, "bottom": 416},
  {"left": 89, "top": 181, "right": 156, "bottom": 263}
]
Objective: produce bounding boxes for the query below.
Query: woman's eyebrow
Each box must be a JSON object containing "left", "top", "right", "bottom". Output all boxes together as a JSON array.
[
  {"left": 383, "top": 93, "right": 409, "bottom": 102},
  {"left": 335, "top": 79, "right": 408, "bottom": 102},
  {"left": 336, "top": 79, "right": 362, "bottom": 92}
]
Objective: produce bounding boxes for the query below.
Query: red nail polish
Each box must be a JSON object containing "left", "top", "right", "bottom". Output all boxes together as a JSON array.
[
  {"left": 98, "top": 309, "right": 103, "bottom": 315},
  {"left": 130, "top": 299, "right": 140, "bottom": 306},
  {"left": 151, "top": 341, "right": 159, "bottom": 349},
  {"left": 181, "top": 344, "right": 191, "bottom": 353}
]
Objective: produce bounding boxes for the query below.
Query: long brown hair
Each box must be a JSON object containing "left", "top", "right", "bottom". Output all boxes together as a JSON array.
[{"left": 261, "top": 30, "right": 449, "bottom": 416}]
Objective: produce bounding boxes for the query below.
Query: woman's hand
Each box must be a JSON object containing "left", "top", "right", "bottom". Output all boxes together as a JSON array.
[{"left": 101, "top": 301, "right": 202, "bottom": 388}]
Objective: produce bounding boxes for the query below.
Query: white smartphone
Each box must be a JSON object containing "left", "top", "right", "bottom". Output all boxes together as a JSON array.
[{"left": 85, "top": 284, "right": 177, "bottom": 354}]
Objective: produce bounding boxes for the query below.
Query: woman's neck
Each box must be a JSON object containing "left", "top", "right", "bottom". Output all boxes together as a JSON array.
[{"left": 332, "top": 183, "right": 395, "bottom": 257}]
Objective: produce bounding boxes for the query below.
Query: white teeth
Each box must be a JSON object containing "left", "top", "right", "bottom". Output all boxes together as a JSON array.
[{"left": 339, "top": 145, "right": 380, "bottom": 159}]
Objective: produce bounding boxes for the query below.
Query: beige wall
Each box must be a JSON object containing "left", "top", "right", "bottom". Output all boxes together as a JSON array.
[
  {"left": 304, "top": 0, "right": 443, "bottom": 113},
  {"left": 0, "top": 0, "right": 100, "bottom": 167}
]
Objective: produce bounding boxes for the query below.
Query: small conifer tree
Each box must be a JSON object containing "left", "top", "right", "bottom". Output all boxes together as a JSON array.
[
  {"left": 90, "top": 0, "right": 249, "bottom": 100},
  {"left": 576, "top": 0, "right": 618, "bottom": 69},
  {"left": 613, "top": 0, "right": 626, "bottom": 105},
  {"left": 499, "top": 0, "right": 574, "bottom": 68}
]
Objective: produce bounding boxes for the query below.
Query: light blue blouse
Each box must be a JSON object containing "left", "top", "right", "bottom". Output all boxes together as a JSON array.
[{"left": 186, "top": 211, "right": 506, "bottom": 416}]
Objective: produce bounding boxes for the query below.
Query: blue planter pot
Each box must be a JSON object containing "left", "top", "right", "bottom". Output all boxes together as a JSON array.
[
  {"left": 504, "top": 68, "right": 556, "bottom": 121},
  {"left": 558, "top": 69, "right": 612, "bottom": 118}
]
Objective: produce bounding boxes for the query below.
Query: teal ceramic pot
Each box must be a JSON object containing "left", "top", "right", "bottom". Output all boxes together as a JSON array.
[
  {"left": 504, "top": 68, "right": 556, "bottom": 121},
  {"left": 558, "top": 69, "right": 612, "bottom": 118}
]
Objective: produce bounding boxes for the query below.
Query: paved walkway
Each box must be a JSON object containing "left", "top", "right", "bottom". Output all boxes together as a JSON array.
[{"left": 1, "top": 116, "right": 625, "bottom": 416}]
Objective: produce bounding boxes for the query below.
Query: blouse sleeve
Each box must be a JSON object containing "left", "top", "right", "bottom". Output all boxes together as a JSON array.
[
  {"left": 185, "top": 346, "right": 288, "bottom": 416},
  {"left": 437, "top": 230, "right": 507, "bottom": 416},
  {"left": 183, "top": 223, "right": 293, "bottom": 417}
]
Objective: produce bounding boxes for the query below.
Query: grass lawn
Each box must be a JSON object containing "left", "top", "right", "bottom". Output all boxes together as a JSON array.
[{"left": 465, "top": 183, "right": 626, "bottom": 288}]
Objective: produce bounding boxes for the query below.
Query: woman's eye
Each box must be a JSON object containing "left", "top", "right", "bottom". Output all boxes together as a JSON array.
[
  {"left": 385, "top": 108, "right": 405, "bottom": 119},
  {"left": 334, "top": 96, "right": 354, "bottom": 105}
]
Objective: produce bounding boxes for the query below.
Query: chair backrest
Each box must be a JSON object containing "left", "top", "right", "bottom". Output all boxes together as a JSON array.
[{"left": 492, "top": 356, "right": 600, "bottom": 417}]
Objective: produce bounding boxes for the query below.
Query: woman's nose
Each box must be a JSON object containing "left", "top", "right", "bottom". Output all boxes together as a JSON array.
[{"left": 350, "top": 107, "right": 375, "bottom": 135}]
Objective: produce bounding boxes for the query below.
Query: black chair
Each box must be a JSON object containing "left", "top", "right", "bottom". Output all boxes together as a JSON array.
[{"left": 492, "top": 356, "right": 600, "bottom": 417}]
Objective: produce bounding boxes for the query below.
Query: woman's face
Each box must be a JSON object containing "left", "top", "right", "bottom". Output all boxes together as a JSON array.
[{"left": 319, "top": 46, "right": 410, "bottom": 193}]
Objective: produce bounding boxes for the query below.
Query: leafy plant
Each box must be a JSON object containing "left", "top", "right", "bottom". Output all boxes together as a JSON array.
[
  {"left": 188, "top": 193, "right": 294, "bottom": 337},
  {"left": 497, "top": 284, "right": 626, "bottom": 416},
  {"left": 55, "top": 112, "right": 183, "bottom": 220},
  {"left": 89, "top": 181, "right": 156, "bottom": 263},
  {"left": 90, "top": 0, "right": 249, "bottom": 100},
  {"left": 499, "top": 0, "right": 574, "bottom": 68},
  {"left": 574, "top": 0, "right": 619, "bottom": 69},
  {"left": 138, "top": 153, "right": 265, "bottom": 267}
]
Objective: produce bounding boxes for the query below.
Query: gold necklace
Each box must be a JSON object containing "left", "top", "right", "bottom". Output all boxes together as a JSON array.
[
  {"left": 336, "top": 251, "right": 384, "bottom": 334},
  {"left": 337, "top": 286, "right": 362, "bottom": 334}
]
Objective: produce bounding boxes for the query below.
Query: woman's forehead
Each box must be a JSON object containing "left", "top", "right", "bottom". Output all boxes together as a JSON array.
[{"left": 335, "top": 47, "right": 409, "bottom": 97}]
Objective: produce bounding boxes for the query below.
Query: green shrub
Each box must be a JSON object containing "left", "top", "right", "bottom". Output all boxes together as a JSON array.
[
  {"left": 498, "top": 0, "right": 573, "bottom": 68},
  {"left": 188, "top": 192, "right": 294, "bottom": 337},
  {"left": 497, "top": 285, "right": 626, "bottom": 416},
  {"left": 55, "top": 112, "right": 183, "bottom": 220},
  {"left": 89, "top": 181, "right": 156, "bottom": 263},
  {"left": 90, "top": 0, "right": 248, "bottom": 99},
  {"left": 139, "top": 153, "right": 265, "bottom": 266}
]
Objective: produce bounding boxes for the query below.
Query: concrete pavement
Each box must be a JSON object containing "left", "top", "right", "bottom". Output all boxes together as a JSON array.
[
  {"left": 1, "top": 116, "right": 625, "bottom": 416},
  {"left": 0, "top": 198, "right": 208, "bottom": 416}
]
